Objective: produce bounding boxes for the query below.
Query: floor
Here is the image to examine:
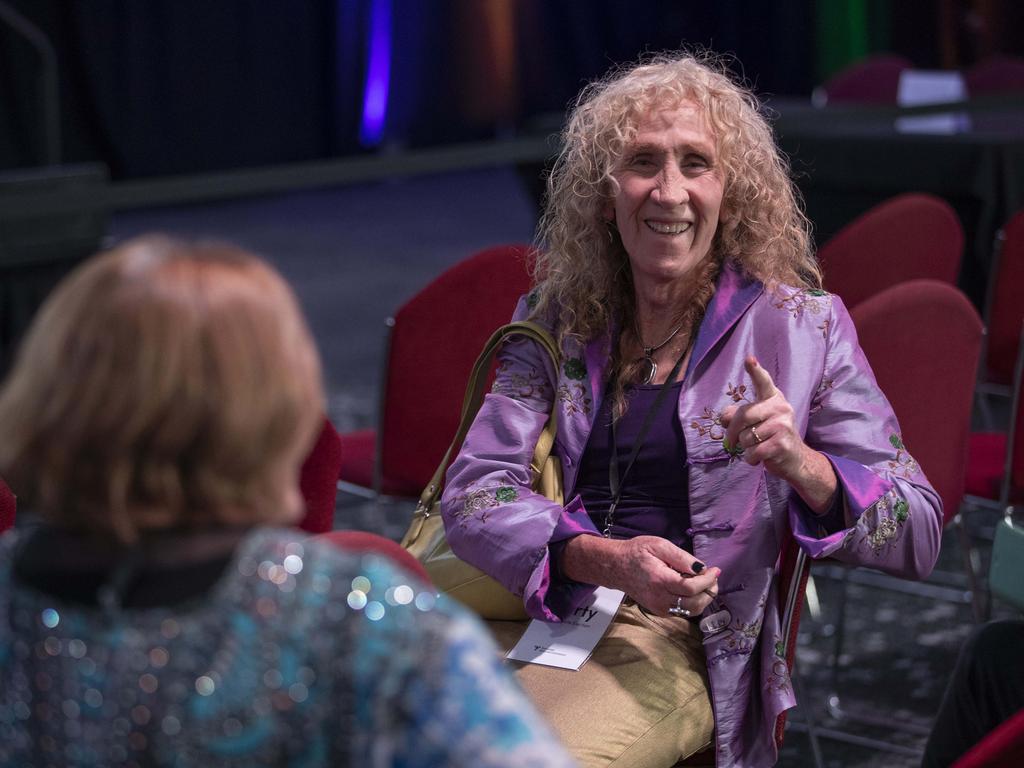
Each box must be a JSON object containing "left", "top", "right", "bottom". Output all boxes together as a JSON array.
[{"left": 111, "top": 167, "right": 1016, "bottom": 767}]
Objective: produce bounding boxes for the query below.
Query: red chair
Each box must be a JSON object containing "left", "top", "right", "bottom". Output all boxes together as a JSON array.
[
  {"left": 297, "top": 418, "right": 343, "bottom": 534},
  {"left": 972, "top": 208, "right": 1024, "bottom": 436},
  {"left": 819, "top": 193, "right": 964, "bottom": 311},
  {"left": 965, "top": 211, "right": 1024, "bottom": 514},
  {"left": 952, "top": 707, "right": 1024, "bottom": 768},
  {"left": 981, "top": 210, "right": 1024, "bottom": 390},
  {"left": 338, "top": 244, "right": 535, "bottom": 498},
  {"left": 964, "top": 54, "right": 1024, "bottom": 97},
  {"left": 317, "top": 529, "right": 431, "bottom": 584},
  {"left": 815, "top": 54, "right": 913, "bottom": 105},
  {"left": 0, "top": 477, "right": 15, "bottom": 534},
  {"left": 821, "top": 281, "right": 984, "bottom": 745},
  {"left": 853, "top": 280, "right": 983, "bottom": 521},
  {"left": 967, "top": 325, "right": 1024, "bottom": 507}
]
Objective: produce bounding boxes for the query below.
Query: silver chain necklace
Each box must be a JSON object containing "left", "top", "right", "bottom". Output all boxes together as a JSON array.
[{"left": 635, "top": 320, "right": 685, "bottom": 385}]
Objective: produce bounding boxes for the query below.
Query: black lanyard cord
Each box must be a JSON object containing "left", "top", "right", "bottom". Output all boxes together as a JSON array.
[{"left": 603, "top": 347, "right": 689, "bottom": 538}]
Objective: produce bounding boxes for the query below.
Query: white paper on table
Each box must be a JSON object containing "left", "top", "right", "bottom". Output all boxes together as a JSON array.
[
  {"left": 896, "top": 69, "right": 971, "bottom": 134},
  {"left": 505, "top": 586, "right": 625, "bottom": 670}
]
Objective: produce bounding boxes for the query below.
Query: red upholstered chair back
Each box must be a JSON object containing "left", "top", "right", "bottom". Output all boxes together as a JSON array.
[
  {"left": 818, "top": 54, "right": 913, "bottom": 104},
  {"left": 376, "top": 244, "right": 535, "bottom": 497},
  {"left": 0, "top": 477, "right": 15, "bottom": 533},
  {"left": 298, "top": 418, "right": 343, "bottom": 534},
  {"left": 964, "top": 54, "right": 1024, "bottom": 97},
  {"left": 317, "top": 530, "right": 432, "bottom": 584},
  {"left": 952, "top": 707, "right": 1024, "bottom": 768},
  {"left": 851, "top": 280, "right": 983, "bottom": 523},
  {"left": 983, "top": 210, "right": 1024, "bottom": 386},
  {"left": 820, "top": 193, "right": 963, "bottom": 310}
]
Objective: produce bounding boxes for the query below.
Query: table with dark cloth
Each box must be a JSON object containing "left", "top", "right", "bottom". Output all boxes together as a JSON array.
[{"left": 771, "top": 98, "right": 1024, "bottom": 307}]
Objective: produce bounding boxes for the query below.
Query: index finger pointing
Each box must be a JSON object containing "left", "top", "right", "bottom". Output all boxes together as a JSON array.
[{"left": 745, "top": 356, "right": 778, "bottom": 401}]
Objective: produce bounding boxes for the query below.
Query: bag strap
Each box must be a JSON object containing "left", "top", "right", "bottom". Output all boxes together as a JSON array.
[{"left": 415, "top": 320, "right": 562, "bottom": 515}]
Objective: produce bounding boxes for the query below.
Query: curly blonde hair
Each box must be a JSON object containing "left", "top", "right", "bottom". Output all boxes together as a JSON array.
[
  {"left": 533, "top": 50, "right": 819, "bottom": 344},
  {"left": 0, "top": 235, "right": 324, "bottom": 544}
]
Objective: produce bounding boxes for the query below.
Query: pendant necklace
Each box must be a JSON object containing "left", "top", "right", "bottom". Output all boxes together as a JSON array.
[{"left": 636, "top": 319, "right": 685, "bottom": 385}]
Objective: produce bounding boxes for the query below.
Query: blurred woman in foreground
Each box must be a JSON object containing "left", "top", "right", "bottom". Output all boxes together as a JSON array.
[{"left": 0, "top": 236, "right": 576, "bottom": 767}]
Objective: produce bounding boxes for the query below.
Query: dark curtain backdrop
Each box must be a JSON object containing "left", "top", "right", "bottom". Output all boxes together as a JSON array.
[
  {"left": 1, "top": 0, "right": 339, "bottom": 177},
  {"left": 7, "top": 0, "right": 1009, "bottom": 180}
]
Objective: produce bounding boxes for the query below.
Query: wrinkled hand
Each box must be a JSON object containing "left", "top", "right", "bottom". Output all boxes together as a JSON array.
[
  {"left": 562, "top": 534, "right": 720, "bottom": 618},
  {"left": 721, "top": 356, "right": 811, "bottom": 483},
  {"left": 616, "top": 536, "right": 720, "bottom": 617}
]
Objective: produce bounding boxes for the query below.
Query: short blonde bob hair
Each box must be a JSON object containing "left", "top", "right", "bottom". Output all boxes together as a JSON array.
[
  {"left": 0, "top": 235, "right": 324, "bottom": 543},
  {"left": 534, "top": 50, "right": 821, "bottom": 341}
]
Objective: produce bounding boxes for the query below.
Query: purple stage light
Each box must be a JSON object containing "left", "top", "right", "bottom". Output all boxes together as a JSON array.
[{"left": 359, "top": 0, "right": 391, "bottom": 146}]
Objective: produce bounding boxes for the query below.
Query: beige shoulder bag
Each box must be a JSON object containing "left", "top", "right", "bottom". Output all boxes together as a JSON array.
[{"left": 400, "top": 320, "right": 563, "bottom": 620}]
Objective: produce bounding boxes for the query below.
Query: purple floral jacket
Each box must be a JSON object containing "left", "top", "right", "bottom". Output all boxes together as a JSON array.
[{"left": 441, "top": 262, "right": 942, "bottom": 767}]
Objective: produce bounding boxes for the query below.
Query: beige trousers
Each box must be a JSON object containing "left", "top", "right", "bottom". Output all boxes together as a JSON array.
[{"left": 488, "top": 602, "right": 714, "bottom": 768}]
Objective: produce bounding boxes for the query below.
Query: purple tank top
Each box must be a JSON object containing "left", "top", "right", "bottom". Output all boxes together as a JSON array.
[{"left": 574, "top": 381, "right": 692, "bottom": 548}]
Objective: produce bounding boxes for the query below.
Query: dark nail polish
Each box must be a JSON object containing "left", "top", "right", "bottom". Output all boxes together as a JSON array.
[{"left": 692, "top": 561, "right": 705, "bottom": 574}]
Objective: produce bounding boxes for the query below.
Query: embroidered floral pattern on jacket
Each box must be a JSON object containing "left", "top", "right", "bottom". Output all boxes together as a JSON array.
[
  {"left": 495, "top": 486, "right": 518, "bottom": 503},
  {"left": 765, "top": 634, "right": 792, "bottom": 693},
  {"left": 765, "top": 657, "right": 792, "bottom": 694},
  {"left": 887, "top": 433, "right": 920, "bottom": 478},
  {"left": 773, "top": 288, "right": 831, "bottom": 319},
  {"left": 491, "top": 362, "right": 550, "bottom": 402},
  {"left": 562, "top": 357, "right": 587, "bottom": 381},
  {"left": 726, "top": 382, "right": 752, "bottom": 403},
  {"left": 557, "top": 382, "right": 592, "bottom": 416},
  {"left": 690, "top": 407, "right": 726, "bottom": 441},
  {"left": 733, "top": 616, "right": 763, "bottom": 641},
  {"left": 457, "top": 486, "right": 519, "bottom": 524},
  {"left": 810, "top": 376, "right": 835, "bottom": 415},
  {"left": 852, "top": 489, "right": 911, "bottom": 554}
]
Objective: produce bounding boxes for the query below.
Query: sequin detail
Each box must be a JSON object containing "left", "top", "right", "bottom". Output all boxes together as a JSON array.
[{"left": 0, "top": 529, "right": 576, "bottom": 767}]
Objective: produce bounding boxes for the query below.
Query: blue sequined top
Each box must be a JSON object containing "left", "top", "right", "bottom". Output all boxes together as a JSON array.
[{"left": 0, "top": 528, "right": 578, "bottom": 767}]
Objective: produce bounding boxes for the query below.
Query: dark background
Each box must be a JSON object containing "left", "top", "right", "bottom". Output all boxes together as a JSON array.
[{"left": 2, "top": 0, "right": 1022, "bottom": 179}]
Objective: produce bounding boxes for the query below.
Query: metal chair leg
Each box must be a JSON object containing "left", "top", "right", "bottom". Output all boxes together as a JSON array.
[
  {"left": 791, "top": 659, "right": 826, "bottom": 768},
  {"left": 952, "top": 511, "right": 987, "bottom": 622}
]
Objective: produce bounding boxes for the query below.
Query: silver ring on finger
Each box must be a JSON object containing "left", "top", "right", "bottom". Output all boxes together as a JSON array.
[{"left": 667, "top": 596, "right": 691, "bottom": 618}]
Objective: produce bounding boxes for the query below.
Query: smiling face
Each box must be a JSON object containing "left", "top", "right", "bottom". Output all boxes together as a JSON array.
[{"left": 605, "top": 101, "right": 725, "bottom": 291}]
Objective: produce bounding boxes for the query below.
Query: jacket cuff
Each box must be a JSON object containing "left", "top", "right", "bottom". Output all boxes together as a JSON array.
[
  {"left": 525, "top": 495, "right": 600, "bottom": 621},
  {"left": 790, "top": 452, "right": 893, "bottom": 558}
]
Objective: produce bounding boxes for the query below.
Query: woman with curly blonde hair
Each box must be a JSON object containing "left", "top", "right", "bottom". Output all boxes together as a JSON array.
[{"left": 443, "top": 51, "right": 941, "bottom": 767}]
